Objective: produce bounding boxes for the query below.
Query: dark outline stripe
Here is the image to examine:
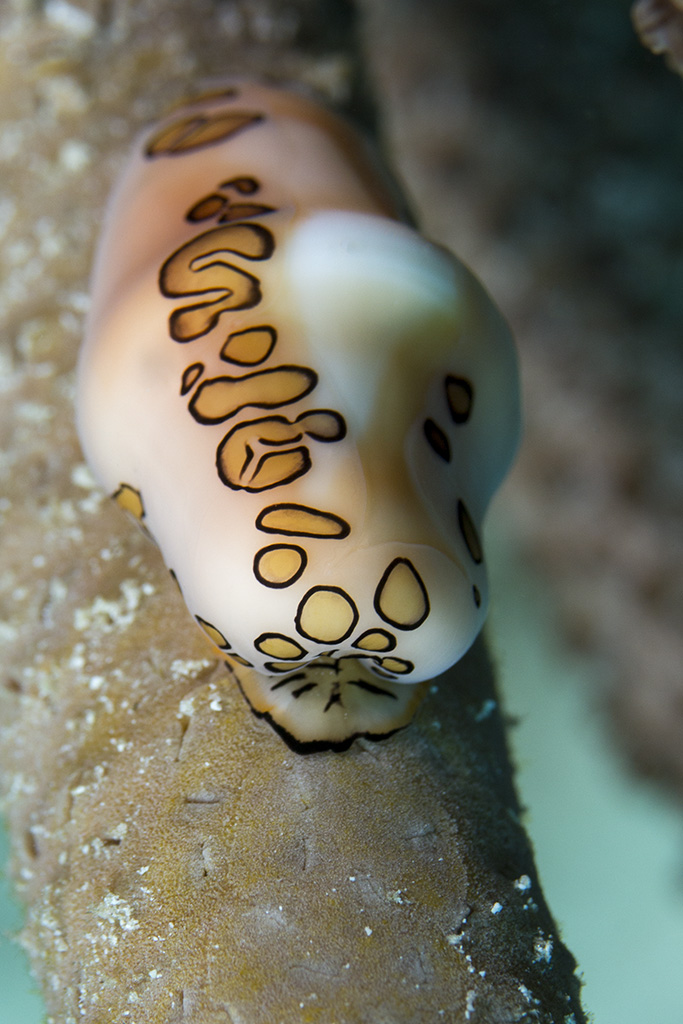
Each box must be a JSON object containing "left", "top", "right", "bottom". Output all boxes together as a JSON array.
[
  {"left": 255, "top": 502, "right": 351, "bottom": 540},
  {"left": 373, "top": 557, "right": 430, "bottom": 631}
]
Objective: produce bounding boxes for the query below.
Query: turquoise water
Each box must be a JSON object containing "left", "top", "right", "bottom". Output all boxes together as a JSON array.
[
  {"left": 0, "top": 825, "right": 43, "bottom": 1023},
  {"left": 1, "top": 517, "right": 683, "bottom": 1023},
  {"left": 486, "top": 514, "right": 683, "bottom": 1024}
]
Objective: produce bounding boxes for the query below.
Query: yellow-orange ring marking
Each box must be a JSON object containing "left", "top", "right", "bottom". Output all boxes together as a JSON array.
[
  {"left": 188, "top": 365, "right": 318, "bottom": 425},
  {"left": 445, "top": 375, "right": 474, "bottom": 424},
  {"left": 253, "top": 543, "right": 308, "bottom": 588},
  {"left": 220, "top": 325, "right": 277, "bottom": 366},
  {"left": 220, "top": 176, "right": 260, "bottom": 195},
  {"left": 186, "top": 194, "right": 227, "bottom": 222},
  {"left": 254, "top": 633, "right": 307, "bottom": 660},
  {"left": 145, "top": 111, "right": 263, "bottom": 157},
  {"left": 159, "top": 222, "right": 275, "bottom": 343},
  {"left": 255, "top": 503, "right": 351, "bottom": 540},
  {"left": 352, "top": 628, "right": 397, "bottom": 652},
  {"left": 295, "top": 586, "right": 359, "bottom": 645},
  {"left": 217, "top": 202, "right": 276, "bottom": 223},
  {"left": 113, "top": 483, "right": 145, "bottom": 521},
  {"left": 374, "top": 557, "right": 430, "bottom": 630},
  {"left": 376, "top": 656, "right": 414, "bottom": 675}
]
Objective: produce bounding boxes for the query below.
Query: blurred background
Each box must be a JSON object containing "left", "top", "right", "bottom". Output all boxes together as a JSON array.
[{"left": 2, "top": 0, "right": 683, "bottom": 1020}]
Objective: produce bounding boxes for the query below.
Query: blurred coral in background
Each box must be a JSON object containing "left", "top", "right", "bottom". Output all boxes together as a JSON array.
[{"left": 365, "top": 0, "right": 683, "bottom": 794}]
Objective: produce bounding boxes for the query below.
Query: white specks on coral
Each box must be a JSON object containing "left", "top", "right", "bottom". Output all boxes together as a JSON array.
[
  {"left": 0, "top": 124, "right": 25, "bottom": 163},
  {"left": 465, "top": 988, "right": 477, "bottom": 1020},
  {"left": 490, "top": 901, "right": 503, "bottom": 915},
  {"left": 178, "top": 696, "right": 195, "bottom": 721},
  {"left": 38, "top": 904, "right": 69, "bottom": 954},
  {"left": 68, "top": 643, "right": 85, "bottom": 670},
  {"left": 59, "top": 139, "right": 92, "bottom": 173},
  {"left": 17, "top": 400, "right": 53, "bottom": 423},
  {"left": 387, "top": 888, "right": 408, "bottom": 905},
  {"left": 66, "top": 290, "right": 91, "bottom": 314},
  {"left": 74, "top": 579, "right": 151, "bottom": 633},
  {"left": 37, "top": 74, "right": 89, "bottom": 117},
  {"left": 44, "top": 0, "right": 96, "bottom": 38},
  {"left": 474, "top": 698, "right": 497, "bottom": 722},
  {"left": 518, "top": 983, "right": 540, "bottom": 1006},
  {"left": 34, "top": 216, "right": 65, "bottom": 261},
  {"left": 533, "top": 932, "right": 553, "bottom": 963},
  {"left": 49, "top": 576, "right": 68, "bottom": 603},
  {"left": 71, "top": 463, "right": 96, "bottom": 490},
  {"left": 445, "top": 926, "right": 481, "bottom": 976},
  {"left": 110, "top": 736, "right": 132, "bottom": 753},
  {"left": 72, "top": 464, "right": 105, "bottom": 513},
  {"left": 0, "top": 620, "right": 18, "bottom": 644},
  {"left": 364, "top": 926, "right": 372, "bottom": 937},
  {"left": 513, "top": 874, "right": 532, "bottom": 893},
  {"left": 170, "top": 658, "right": 212, "bottom": 682},
  {"left": 95, "top": 892, "right": 140, "bottom": 933},
  {"left": 55, "top": 494, "right": 78, "bottom": 525}
]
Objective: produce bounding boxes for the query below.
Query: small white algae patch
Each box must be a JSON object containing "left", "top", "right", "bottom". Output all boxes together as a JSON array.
[
  {"left": 170, "top": 658, "right": 212, "bottom": 681},
  {"left": 533, "top": 932, "right": 553, "bottom": 963},
  {"left": 95, "top": 893, "right": 140, "bottom": 932}
]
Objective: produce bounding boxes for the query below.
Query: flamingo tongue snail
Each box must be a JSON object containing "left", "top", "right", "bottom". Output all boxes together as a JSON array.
[{"left": 76, "top": 81, "right": 521, "bottom": 751}]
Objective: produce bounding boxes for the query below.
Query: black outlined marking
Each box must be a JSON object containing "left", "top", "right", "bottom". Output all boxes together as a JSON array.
[
  {"left": 374, "top": 557, "right": 430, "bottom": 630},
  {"left": 457, "top": 499, "right": 483, "bottom": 564},
  {"left": 181, "top": 362, "right": 204, "bottom": 395},
  {"left": 253, "top": 544, "right": 308, "bottom": 588},
  {"left": 446, "top": 375, "right": 474, "bottom": 424},
  {"left": 423, "top": 418, "right": 451, "bottom": 461},
  {"left": 255, "top": 503, "right": 351, "bottom": 539},
  {"left": 295, "top": 586, "right": 359, "bottom": 644},
  {"left": 145, "top": 111, "right": 263, "bottom": 156}
]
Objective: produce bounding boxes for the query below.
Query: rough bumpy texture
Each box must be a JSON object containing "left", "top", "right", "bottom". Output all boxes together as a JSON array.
[
  {"left": 4, "top": 567, "right": 581, "bottom": 1022},
  {"left": 0, "top": 1, "right": 586, "bottom": 1021}
]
